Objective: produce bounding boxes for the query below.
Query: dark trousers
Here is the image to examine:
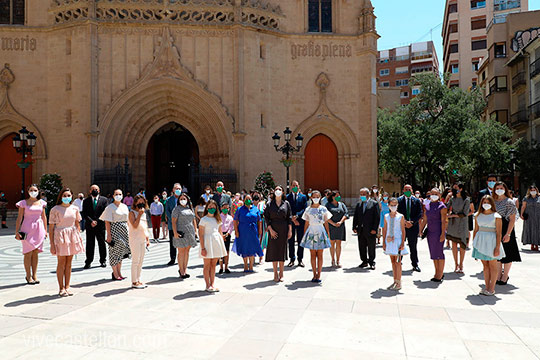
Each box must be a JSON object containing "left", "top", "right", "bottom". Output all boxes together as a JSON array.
[
  {"left": 406, "top": 229, "right": 419, "bottom": 267},
  {"left": 79, "top": 212, "right": 85, "bottom": 232},
  {"left": 85, "top": 226, "right": 106, "bottom": 265},
  {"left": 288, "top": 222, "right": 305, "bottom": 262},
  {"left": 1, "top": 208, "right": 6, "bottom": 224},
  {"left": 169, "top": 230, "right": 177, "bottom": 262},
  {"left": 151, "top": 215, "right": 161, "bottom": 239},
  {"left": 358, "top": 231, "right": 376, "bottom": 264}
]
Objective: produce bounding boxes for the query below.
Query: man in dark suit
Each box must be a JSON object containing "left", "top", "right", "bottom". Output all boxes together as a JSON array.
[
  {"left": 286, "top": 180, "right": 308, "bottom": 267},
  {"left": 82, "top": 184, "right": 108, "bottom": 269},
  {"left": 352, "top": 187, "right": 380, "bottom": 270},
  {"left": 397, "top": 184, "right": 423, "bottom": 272},
  {"left": 477, "top": 174, "right": 497, "bottom": 208}
]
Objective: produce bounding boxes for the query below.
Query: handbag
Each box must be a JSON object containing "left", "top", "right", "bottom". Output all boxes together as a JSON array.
[
  {"left": 522, "top": 212, "right": 529, "bottom": 220},
  {"left": 421, "top": 227, "right": 428, "bottom": 239}
]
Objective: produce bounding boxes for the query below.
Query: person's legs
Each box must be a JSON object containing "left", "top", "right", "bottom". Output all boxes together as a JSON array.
[
  {"left": 96, "top": 228, "right": 107, "bottom": 265},
  {"left": 177, "top": 247, "right": 184, "bottom": 275},
  {"left": 481, "top": 260, "right": 489, "bottom": 290},
  {"left": 85, "top": 228, "right": 96, "bottom": 266},
  {"left": 358, "top": 233, "right": 368, "bottom": 264},
  {"left": 367, "top": 235, "right": 376, "bottom": 266},
  {"left": 310, "top": 250, "right": 317, "bottom": 279},
  {"left": 459, "top": 244, "right": 466, "bottom": 271},
  {"left": 488, "top": 260, "right": 499, "bottom": 293},
  {"left": 297, "top": 223, "right": 305, "bottom": 263},
  {"left": 501, "top": 262, "right": 512, "bottom": 282},
  {"left": 117, "top": 261, "right": 123, "bottom": 278},
  {"left": 278, "top": 261, "right": 284, "bottom": 280},
  {"left": 65, "top": 255, "right": 73, "bottom": 291},
  {"left": 316, "top": 250, "right": 323, "bottom": 279},
  {"left": 330, "top": 240, "right": 336, "bottom": 265},
  {"left": 57, "top": 256, "right": 66, "bottom": 291},
  {"left": 272, "top": 262, "right": 279, "bottom": 281},
  {"left": 161, "top": 221, "right": 168, "bottom": 239},
  {"left": 288, "top": 226, "right": 297, "bottom": 264},
  {"left": 169, "top": 231, "right": 177, "bottom": 264},
  {"left": 203, "top": 259, "right": 211, "bottom": 289},
  {"left": 151, "top": 216, "right": 160, "bottom": 240},
  {"left": 243, "top": 257, "right": 248, "bottom": 271},
  {"left": 24, "top": 252, "right": 32, "bottom": 281},
  {"left": 437, "top": 259, "right": 445, "bottom": 279},
  {"left": 183, "top": 247, "right": 190, "bottom": 275},
  {"left": 451, "top": 242, "right": 459, "bottom": 271},
  {"left": 336, "top": 240, "right": 342, "bottom": 266},
  {"left": 407, "top": 232, "right": 419, "bottom": 268},
  {"left": 497, "top": 261, "right": 503, "bottom": 281},
  {"left": 31, "top": 249, "right": 38, "bottom": 281},
  {"left": 209, "top": 259, "right": 217, "bottom": 288},
  {"left": 249, "top": 256, "right": 255, "bottom": 271}
]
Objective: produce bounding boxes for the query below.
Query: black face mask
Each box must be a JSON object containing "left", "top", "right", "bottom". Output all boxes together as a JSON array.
[
  {"left": 253, "top": 195, "right": 260, "bottom": 201},
  {"left": 452, "top": 188, "right": 458, "bottom": 197},
  {"left": 91, "top": 190, "right": 99, "bottom": 197},
  {"left": 136, "top": 203, "right": 145, "bottom": 209}
]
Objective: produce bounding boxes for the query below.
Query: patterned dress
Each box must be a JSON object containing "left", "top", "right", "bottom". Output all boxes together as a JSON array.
[
  {"left": 300, "top": 206, "right": 331, "bottom": 250},
  {"left": 383, "top": 213, "right": 409, "bottom": 256},
  {"left": 100, "top": 203, "right": 131, "bottom": 266},
  {"left": 171, "top": 205, "right": 197, "bottom": 248},
  {"left": 495, "top": 198, "right": 521, "bottom": 263},
  {"left": 522, "top": 196, "right": 540, "bottom": 246},
  {"left": 446, "top": 197, "right": 471, "bottom": 247}
]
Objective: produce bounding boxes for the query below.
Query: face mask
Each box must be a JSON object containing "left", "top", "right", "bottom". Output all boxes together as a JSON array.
[
  {"left": 482, "top": 203, "right": 492, "bottom": 210},
  {"left": 217, "top": 186, "right": 223, "bottom": 193},
  {"left": 136, "top": 203, "right": 145, "bottom": 209},
  {"left": 274, "top": 190, "right": 283, "bottom": 197},
  {"left": 312, "top": 198, "right": 320, "bottom": 204},
  {"left": 488, "top": 181, "right": 496, "bottom": 188},
  {"left": 174, "top": 189, "right": 182, "bottom": 196},
  {"left": 208, "top": 208, "right": 216, "bottom": 215},
  {"left": 79, "top": 196, "right": 83, "bottom": 200},
  {"left": 245, "top": 199, "right": 252, "bottom": 206},
  {"left": 154, "top": 199, "right": 159, "bottom": 203},
  {"left": 29, "top": 191, "right": 39, "bottom": 198},
  {"left": 383, "top": 197, "right": 388, "bottom": 201},
  {"left": 495, "top": 189, "right": 505, "bottom": 196},
  {"left": 415, "top": 193, "right": 420, "bottom": 198},
  {"left": 0, "top": 193, "right": 4, "bottom": 197},
  {"left": 404, "top": 191, "right": 412, "bottom": 197},
  {"left": 91, "top": 190, "right": 99, "bottom": 197},
  {"left": 308, "top": 193, "right": 312, "bottom": 197},
  {"left": 163, "top": 194, "right": 167, "bottom": 199},
  {"left": 222, "top": 209, "right": 229, "bottom": 215},
  {"left": 373, "top": 189, "right": 378, "bottom": 194},
  {"left": 179, "top": 199, "right": 188, "bottom": 206},
  {"left": 430, "top": 195, "right": 439, "bottom": 201},
  {"left": 389, "top": 205, "right": 398, "bottom": 212},
  {"left": 531, "top": 191, "right": 538, "bottom": 196},
  {"left": 253, "top": 195, "right": 260, "bottom": 201},
  {"left": 360, "top": 196, "right": 367, "bottom": 202},
  {"left": 114, "top": 195, "right": 123, "bottom": 202},
  {"left": 206, "top": 190, "right": 211, "bottom": 194},
  {"left": 335, "top": 196, "right": 341, "bottom": 202},
  {"left": 452, "top": 189, "right": 458, "bottom": 196},
  {"left": 62, "top": 197, "right": 72, "bottom": 204},
  {"left": 292, "top": 186, "right": 299, "bottom": 193}
]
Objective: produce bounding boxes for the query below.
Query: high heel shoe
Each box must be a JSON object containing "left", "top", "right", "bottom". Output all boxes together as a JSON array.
[{"left": 25, "top": 277, "right": 36, "bottom": 285}]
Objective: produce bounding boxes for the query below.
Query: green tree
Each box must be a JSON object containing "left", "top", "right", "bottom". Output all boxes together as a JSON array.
[
  {"left": 378, "top": 73, "right": 514, "bottom": 191},
  {"left": 254, "top": 171, "right": 276, "bottom": 198},
  {"left": 516, "top": 140, "right": 540, "bottom": 188},
  {"left": 39, "top": 173, "right": 63, "bottom": 215}
]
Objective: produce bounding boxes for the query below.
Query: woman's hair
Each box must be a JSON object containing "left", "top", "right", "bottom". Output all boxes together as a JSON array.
[
  {"left": 388, "top": 197, "right": 398, "bottom": 205},
  {"left": 455, "top": 183, "right": 469, "bottom": 199},
  {"left": 133, "top": 194, "right": 148, "bottom": 210},
  {"left": 56, "top": 187, "right": 73, "bottom": 205},
  {"left": 328, "top": 190, "right": 340, "bottom": 202},
  {"left": 493, "top": 181, "right": 511, "bottom": 200},
  {"left": 310, "top": 190, "right": 321, "bottom": 198},
  {"left": 526, "top": 185, "right": 538, "bottom": 198},
  {"left": 204, "top": 199, "right": 222, "bottom": 224},
  {"left": 476, "top": 195, "right": 496, "bottom": 216},
  {"left": 197, "top": 196, "right": 206, "bottom": 206},
  {"left": 27, "top": 184, "right": 41, "bottom": 199},
  {"left": 177, "top": 192, "right": 193, "bottom": 211}
]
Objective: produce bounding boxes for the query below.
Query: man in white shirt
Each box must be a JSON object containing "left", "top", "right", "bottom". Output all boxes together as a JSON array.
[{"left": 73, "top": 193, "right": 85, "bottom": 231}]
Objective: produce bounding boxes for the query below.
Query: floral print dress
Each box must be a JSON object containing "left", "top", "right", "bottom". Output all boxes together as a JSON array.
[{"left": 300, "top": 206, "right": 331, "bottom": 250}]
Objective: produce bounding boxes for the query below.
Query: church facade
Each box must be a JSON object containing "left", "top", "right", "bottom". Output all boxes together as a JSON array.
[{"left": 0, "top": 0, "right": 378, "bottom": 204}]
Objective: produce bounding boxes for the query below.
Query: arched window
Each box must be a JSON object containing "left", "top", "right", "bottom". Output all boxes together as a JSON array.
[
  {"left": 308, "top": 0, "right": 332, "bottom": 33},
  {"left": 0, "top": 0, "right": 25, "bottom": 25}
]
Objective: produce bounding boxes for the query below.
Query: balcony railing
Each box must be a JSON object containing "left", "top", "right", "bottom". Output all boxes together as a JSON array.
[
  {"left": 531, "top": 57, "right": 540, "bottom": 79},
  {"left": 511, "top": 71, "right": 526, "bottom": 90},
  {"left": 530, "top": 100, "right": 540, "bottom": 121},
  {"left": 510, "top": 109, "right": 528, "bottom": 128}
]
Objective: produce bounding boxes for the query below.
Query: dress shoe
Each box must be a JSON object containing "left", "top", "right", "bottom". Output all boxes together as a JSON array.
[
  {"left": 287, "top": 261, "right": 295, "bottom": 267},
  {"left": 359, "top": 262, "right": 369, "bottom": 268},
  {"left": 412, "top": 266, "right": 421, "bottom": 272},
  {"left": 224, "top": 268, "right": 231, "bottom": 274},
  {"left": 369, "top": 263, "right": 376, "bottom": 270},
  {"left": 1, "top": 224, "right": 7, "bottom": 228},
  {"left": 83, "top": 264, "right": 91, "bottom": 269},
  {"left": 298, "top": 261, "right": 305, "bottom": 268},
  {"left": 100, "top": 263, "right": 106, "bottom": 268},
  {"left": 167, "top": 260, "right": 175, "bottom": 266}
]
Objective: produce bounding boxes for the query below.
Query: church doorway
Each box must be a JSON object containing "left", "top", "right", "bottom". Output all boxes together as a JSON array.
[
  {"left": 304, "top": 134, "right": 338, "bottom": 192},
  {"left": 0, "top": 133, "right": 32, "bottom": 208},
  {"left": 146, "top": 122, "right": 199, "bottom": 198}
]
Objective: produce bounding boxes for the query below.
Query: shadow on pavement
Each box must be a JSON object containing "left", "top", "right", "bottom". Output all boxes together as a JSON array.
[
  {"left": 466, "top": 294, "right": 501, "bottom": 306},
  {"left": 71, "top": 278, "right": 111, "bottom": 288},
  {"left": 94, "top": 287, "right": 131, "bottom": 297},
  {"left": 147, "top": 276, "right": 181, "bottom": 285},
  {"left": 285, "top": 280, "right": 320, "bottom": 290},
  {"left": 243, "top": 280, "right": 279, "bottom": 290},
  {"left": 0, "top": 283, "right": 28, "bottom": 291},
  {"left": 343, "top": 267, "right": 371, "bottom": 273},
  {"left": 413, "top": 280, "right": 442, "bottom": 289},
  {"left": 469, "top": 271, "right": 484, "bottom": 280},
  {"left": 4, "top": 294, "right": 58, "bottom": 307},
  {"left": 142, "top": 263, "right": 171, "bottom": 270},
  {"left": 173, "top": 290, "right": 214, "bottom": 301},
  {"left": 370, "top": 288, "right": 402, "bottom": 299}
]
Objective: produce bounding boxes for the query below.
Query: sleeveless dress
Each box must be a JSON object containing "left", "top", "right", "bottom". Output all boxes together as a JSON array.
[
  {"left": 232, "top": 205, "right": 264, "bottom": 257},
  {"left": 171, "top": 205, "right": 197, "bottom": 248},
  {"left": 199, "top": 216, "right": 227, "bottom": 259},
  {"left": 379, "top": 201, "right": 390, "bottom": 228},
  {"left": 49, "top": 204, "right": 85, "bottom": 256},
  {"left": 383, "top": 213, "right": 409, "bottom": 256},
  {"left": 16, "top": 199, "right": 47, "bottom": 254},
  {"left": 425, "top": 201, "right": 446, "bottom": 260},
  {"left": 472, "top": 212, "right": 505, "bottom": 261},
  {"left": 300, "top": 206, "right": 331, "bottom": 250},
  {"left": 494, "top": 198, "right": 521, "bottom": 263},
  {"left": 522, "top": 196, "right": 540, "bottom": 246}
]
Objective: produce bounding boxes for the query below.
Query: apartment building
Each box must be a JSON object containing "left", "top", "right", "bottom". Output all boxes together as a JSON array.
[
  {"left": 442, "top": 0, "right": 528, "bottom": 90},
  {"left": 377, "top": 41, "right": 439, "bottom": 105}
]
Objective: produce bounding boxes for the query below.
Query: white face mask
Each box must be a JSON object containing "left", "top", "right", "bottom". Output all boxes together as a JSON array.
[
  {"left": 274, "top": 190, "right": 283, "bottom": 197},
  {"left": 29, "top": 191, "right": 39, "bottom": 198},
  {"left": 162, "top": 194, "right": 167, "bottom": 199},
  {"left": 530, "top": 191, "right": 537, "bottom": 196},
  {"left": 206, "top": 190, "right": 211, "bottom": 194},
  {"left": 154, "top": 199, "right": 159, "bottom": 203},
  {"left": 179, "top": 199, "right": 188, "bottom": 206},
  {"left": 389, "top": 205, "right": 398, "bottom": 212},
  {"left": 312, "top": 198, "right": 320, "bottom": 204},
  {"left": 114, "top": 195, "right": 123, "bottom": 202},
  {"left": 482, "top": 203, "right": 492, "bottom": 211},
  {"left": 495, "top": 189, "right": 505, "bottom": 196},
  {"left": 430, "top": 195, "right": 439, "bottom": 201},
  {"left": 373, "top": 189, "right": 378, "bottom": 194}
]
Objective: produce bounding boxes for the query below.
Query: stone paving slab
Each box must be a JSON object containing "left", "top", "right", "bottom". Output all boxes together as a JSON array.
[{"left": 0, "top": 219, "right": 539, "bottom": 359}]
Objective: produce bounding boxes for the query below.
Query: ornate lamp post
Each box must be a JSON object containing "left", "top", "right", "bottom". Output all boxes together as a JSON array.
[
  {"left": 12, "top": 126, "right": 37, "bottom": 200},
  {"left": 272, "top": 127, "right": 303, "bottom": 194}
]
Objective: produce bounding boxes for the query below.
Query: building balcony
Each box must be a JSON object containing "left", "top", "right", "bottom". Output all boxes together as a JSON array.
[
  {"left": 531, "top": 58, "right": 540, "bottom": 79},
  {"left": 530, "top": 100, "right": 540, "bottom": 121},
  {"left": 511, "top": 71, "right": 526, "bottom": 91},
  {"left": 510, "top": 109, "right": 528, "bottom": 128}
]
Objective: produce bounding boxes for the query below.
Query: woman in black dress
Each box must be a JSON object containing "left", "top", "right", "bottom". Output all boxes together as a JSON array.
[
  {"left": 326, "top": 190, "right": 348, "bottom": 268},
  {"left": 493, "top": 181, "right": 521, "bottom": 286},
  {"left": 264, "top": 186, "right": 292, "bottom": 282}
]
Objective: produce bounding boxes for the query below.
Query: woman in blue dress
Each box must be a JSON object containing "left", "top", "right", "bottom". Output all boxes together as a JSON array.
[
  {"left": 233, "top": 194, "right": 263, "bottom": 272},
  {"left": 378, "top": 192, "right": 390, "bottom": 244}
]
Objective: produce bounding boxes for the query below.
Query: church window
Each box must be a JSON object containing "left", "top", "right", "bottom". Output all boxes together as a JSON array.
[
  {"left": 0, "top": 0, "right": 25, "bottom": 25},
  {"left": 308, "top": 0, "right": 332, "bottom": 33}
]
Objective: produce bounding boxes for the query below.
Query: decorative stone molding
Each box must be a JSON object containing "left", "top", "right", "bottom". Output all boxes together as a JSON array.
[{"left": 51, "top": 0, "right": 283, "bottom": 31}]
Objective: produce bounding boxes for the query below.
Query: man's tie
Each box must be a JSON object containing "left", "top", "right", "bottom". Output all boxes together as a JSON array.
[
  {"left": 93, "top": 198, "right": 97, "bottom": 210},
  {"left": 406, "top": 198, "right": 411, "bottom": 220}
]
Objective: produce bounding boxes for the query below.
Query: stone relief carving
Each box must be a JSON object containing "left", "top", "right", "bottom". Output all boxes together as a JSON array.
[{"left": 52, "top": 0, "right": 283, "bottom": 31}]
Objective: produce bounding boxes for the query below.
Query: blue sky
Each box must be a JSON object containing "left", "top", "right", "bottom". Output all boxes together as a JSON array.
[{"left": 373, "top": 0, "right": 540, "bottom": 66}]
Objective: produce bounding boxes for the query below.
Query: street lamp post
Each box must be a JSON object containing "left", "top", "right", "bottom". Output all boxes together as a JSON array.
[
  {"left": 12, "top": 126, "right": 37, "bottom": 200},
  {"left": 272, "top": 127, "right": 303, "bottom": 194}
]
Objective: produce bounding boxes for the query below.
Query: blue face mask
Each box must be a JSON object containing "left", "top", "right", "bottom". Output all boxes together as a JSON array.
[
  {"left": 62, "top": 197, "right": 72, "bottom": 204},
  {"left": 488, "top": 181, "right": 496, "bottom": 188},
  {"left": 360, "top": 196, "right": 368, "bottom": 202},
  {"left": 175, "top": 189, "right": 181, "bottom": 196}
]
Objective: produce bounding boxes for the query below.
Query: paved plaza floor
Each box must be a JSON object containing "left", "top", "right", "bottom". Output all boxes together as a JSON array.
[{"left": 0, "top": 219, "right": 539, "bottom": 360}]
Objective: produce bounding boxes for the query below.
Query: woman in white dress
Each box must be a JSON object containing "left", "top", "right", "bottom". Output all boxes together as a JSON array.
[
  {"left": 382, "top": 198, "right": 408, "bottom": 291},
  {"left": 199, "top": 199, "right": 227, "bottom": 292}
]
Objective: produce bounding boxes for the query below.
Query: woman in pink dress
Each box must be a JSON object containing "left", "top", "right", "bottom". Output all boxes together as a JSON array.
[
  {"left": 15, "top": 184, "right": 48, "bottom": 285},
  {"left": 48, "top": 188, "right": 85, "bottom": 297}
]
